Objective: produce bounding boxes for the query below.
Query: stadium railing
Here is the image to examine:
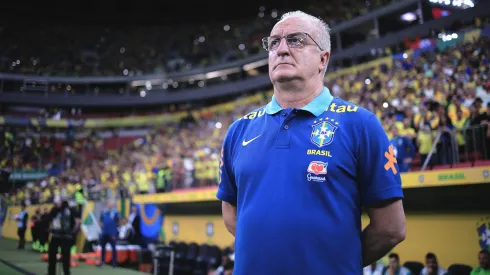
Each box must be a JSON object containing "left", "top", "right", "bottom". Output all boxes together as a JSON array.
[{"left": 422, "top": 124, "right": 490, "bottom": 171}]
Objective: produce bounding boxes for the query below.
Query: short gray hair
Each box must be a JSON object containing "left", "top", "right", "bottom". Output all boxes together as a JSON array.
[
  {"left": 277, "top": 11, "right": 331, "bottom": 76},
  {"left": 278, "top": 11, "right": 331, "bottom": 54}
]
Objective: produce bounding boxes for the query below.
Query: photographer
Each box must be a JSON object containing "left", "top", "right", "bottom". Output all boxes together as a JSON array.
[{"left": 47, "top": 199, "right": 80, "bottom": 275}]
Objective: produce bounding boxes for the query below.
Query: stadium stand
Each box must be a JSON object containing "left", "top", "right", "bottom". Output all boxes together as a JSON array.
[
  {"left": 1, "top": 31, "right": 490, "bottom": 204},
  {"left": 0, "top": 0, "right": 397, "bottom": 77}
]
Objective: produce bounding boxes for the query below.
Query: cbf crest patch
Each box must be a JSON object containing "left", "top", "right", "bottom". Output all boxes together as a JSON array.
[
  {"left": 477, "top": 216, "right": 490, "bottom": 251},
  {"left": 310, "top": 118, "right": 338, "bottom": 148}
]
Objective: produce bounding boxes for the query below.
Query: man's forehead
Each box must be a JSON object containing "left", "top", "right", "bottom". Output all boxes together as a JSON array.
[{"left": 270, "top": 17, "right": 312, "bottom": 36}]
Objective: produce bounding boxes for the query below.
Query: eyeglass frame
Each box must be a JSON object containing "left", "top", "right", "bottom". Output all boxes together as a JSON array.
[{"left": 261, "top": 32, "right": 324, "bottom": 52}]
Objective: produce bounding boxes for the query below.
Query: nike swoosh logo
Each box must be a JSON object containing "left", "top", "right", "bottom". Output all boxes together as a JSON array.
[{"left": 242, "top": 135, "right": 261, "bottom": 146}]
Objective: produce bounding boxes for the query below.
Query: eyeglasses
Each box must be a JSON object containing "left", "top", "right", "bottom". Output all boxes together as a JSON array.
[{"left": 262, "top": 32, "right": 324, "bottom": 52}]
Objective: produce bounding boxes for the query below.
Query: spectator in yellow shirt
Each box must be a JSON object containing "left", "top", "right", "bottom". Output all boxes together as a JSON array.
[
  {"left": 417, "top": 125, "right": 435, "bottom": 168},
  {"left": 448, "top": 95, "right": 470, "bottom": 122},
  {"left": 451, "top": 108, "right": 469, "bottom": 152}
]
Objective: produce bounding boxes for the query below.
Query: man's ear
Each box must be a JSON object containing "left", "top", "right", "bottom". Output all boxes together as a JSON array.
[{"left": 320, "top": 51, "right": 330, "bottom": 72}]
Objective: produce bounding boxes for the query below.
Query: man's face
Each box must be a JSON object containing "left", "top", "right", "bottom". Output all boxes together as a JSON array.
[
  {"left": 475, "top": 100, "right": 482, "bottom": 109},
  {"left": 268, "top": 17, "right": 327, "bottom": 85},
  {"left": 479, "top": 252, "right": 489, "bottom": 268},
  {"left": 389, "top": 257, "right": 400, "bottom": 270},
  {"left": 454, "top": 98, "right": 461, "bottom": 106},
  {"left": 456, "top": 110, "right": 462, "bottom": 118},
  {"left": 426, "top": 257, "right": 438, "bottom": 271},
  {"left": 391, "top": 128, "right": 398, "bottom": 137},
  {"left": 403, "top": 118, "right": 410, "bottom": 127}
]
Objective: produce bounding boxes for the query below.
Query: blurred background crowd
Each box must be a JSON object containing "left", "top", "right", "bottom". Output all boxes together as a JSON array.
[
  {"left": 0, "top": 0, "right": 396, "bottom": 76},
  {"left": 0, "top": 0, "right": 488, "bottom": 209},
  {"left": 1, "top": 33, "right": 489, "bottom": 206}
]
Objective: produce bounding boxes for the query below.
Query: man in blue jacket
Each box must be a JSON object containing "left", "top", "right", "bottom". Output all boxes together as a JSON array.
[
  {"left": 390, "top": 127, "right": 416, "bottom": 173},
  {"left": 98, "top": 200, "right": 119, "bottom": 267}
]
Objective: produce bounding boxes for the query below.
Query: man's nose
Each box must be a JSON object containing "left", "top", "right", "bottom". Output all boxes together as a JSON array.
[{"left": 276, "top": 38, "right": 290, "bottom": 56}]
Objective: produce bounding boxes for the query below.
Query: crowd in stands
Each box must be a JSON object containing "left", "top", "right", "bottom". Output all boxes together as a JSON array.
[
  {"left": 326, "top": 36, "right": 490, "bottom": 170},
  {"left": 1, "top": 92, "right": 268, "bottom": 205},
  {"left": 1, "top": 31, "right": 490, "bottom": 206},
  {"left": 0, "top": 0, "right": 396, "bottom": 76}
]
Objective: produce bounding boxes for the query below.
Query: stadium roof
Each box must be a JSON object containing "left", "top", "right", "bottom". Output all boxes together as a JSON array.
[{"left": 0, "top": 0, "right": 309, "bottom": 25}]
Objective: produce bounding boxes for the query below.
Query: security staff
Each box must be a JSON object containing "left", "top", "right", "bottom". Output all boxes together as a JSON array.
[
  {"left": 156, "top": 168, "right": 166, "bottom": 193},
  {"left": 47, "top": 200, "right": 80, "bottom": 275},
  {"left": 217, "top": 11, "right": 406, "bottom": 275},
  {"left": 98, "top": 200, "right": 120, "bottom": 267},
  {"left": 15, "top": 202, "right": 28, "bottom": 249},
  {"left": 74, "top": 186, "right": 85, "bottom": 216}
]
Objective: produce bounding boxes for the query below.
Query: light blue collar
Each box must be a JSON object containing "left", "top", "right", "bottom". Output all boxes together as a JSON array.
[{"left": 265, "top": 87, "right": 333, "bottom": 117}]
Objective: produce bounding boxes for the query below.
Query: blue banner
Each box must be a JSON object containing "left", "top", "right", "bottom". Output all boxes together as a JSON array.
[{"left": 138, "top": 203, "right": 163, "bottom": 241}]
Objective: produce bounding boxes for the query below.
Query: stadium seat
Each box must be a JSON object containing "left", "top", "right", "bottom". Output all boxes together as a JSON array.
[
  {"left": 409, "top": 166, "right": 421, "bottom": 172},
  {"left": 404, "top": 261, "right": 424, "bottom": 275},
  {"left": 182, "top": 242, "right": 199, "bottom": 275},
  {"left": 452, "top": 162, "right": 472, "bottom": 168},
  {"left": 474, "top": 160, "right": 490, "bottom": 167},
  {"left": 138, "top": 248, "right": 154, "bottom": 270},
  {"left": 193, "top": 244, "right": 210, "bottom": 275},
  {"left": 469, "top": 151, "right": 483, "bottom": 161},
  {"left": 447, "top": 264, "right": 473, "bottom": 275},
  {"left": 222, "top": 246, "right": 232, "bottom": 256},
  {"left": 207, "top": 245, "right": 222, "bottom": 268},
  {"left": 127, "top": 245, "right": 141, "bottom": 264},
  {"left": 174, "top": 242, "right": 189, "bottom": 273},
  {"left": 411, "top": 155, "right": 421, "bottom": 167},
  {"left": 432, "top": 164, "right": 452, "bottom": 170},
  {"left": 156, "top": 243, "right": 174, "bottom": 275}
]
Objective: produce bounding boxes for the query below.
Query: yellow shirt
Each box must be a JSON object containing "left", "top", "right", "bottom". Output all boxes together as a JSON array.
[
  {"left": 414, "top": 112, "right": 440, "bottom": 129},
  {"left": 42, "top": 189, "right": 51, "bottom": 202},
  {"left": 400, "top": 127, "right": 416, "bottom": 138},
  {"left": 128, "top": 184, "right": 137, "bottom": 195},
  {"left": 136, "top": 173, "right": 149, "bottom": 192},
  {"left": 452, "top": 117, "right": 468, "bottom": 146},
  {"left": 109, "top": 179, "right": 119, "bottom": 192},
  {"left": 100, "top": 172, "right": 110, "bottom": 184},
  {"left": 195, "top": 161, "right": 204, "bottom": 179},
  {"left": 417, "top": 132, "right": 433, "bottom": 154},
  {"left": 66, "top": 184, "right": 76, "bottom": 195},
  {"left": 447, "top": 104, "right": 470, "bottom": 122},
  {"left": 122, "top": 172, "right": 131, "bottom": 185},
  {"left": 394, "top": 122, "right": 405, "bottom": 131}
]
